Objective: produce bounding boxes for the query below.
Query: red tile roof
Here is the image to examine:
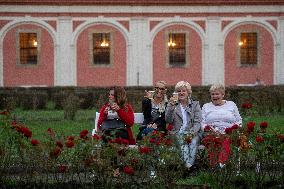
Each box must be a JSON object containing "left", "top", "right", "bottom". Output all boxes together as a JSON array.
[{"left": 1, "top": 0, "right": 284, "bottom": 6}]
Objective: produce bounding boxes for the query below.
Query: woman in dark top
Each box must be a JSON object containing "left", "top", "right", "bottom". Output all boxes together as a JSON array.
[{"left": 137, "top": 81, "right": 168, "bottom": 140}]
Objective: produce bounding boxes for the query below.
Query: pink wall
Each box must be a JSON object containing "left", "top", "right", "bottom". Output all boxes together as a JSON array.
[
  {"left": 224, "top": 24, "right": 274, "bottom": 86},
  {"left": 152, "top": 25, "right": 202, "bottom": 86},
  {"left": 76, "top": 24, "right": 126, "bottom": 86},
  {"left": 3, "top": 24, "right": 54, "bottom": 86}
]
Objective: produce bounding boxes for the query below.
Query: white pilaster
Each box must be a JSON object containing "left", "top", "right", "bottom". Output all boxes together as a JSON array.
[
  {"left": 55, "top": 17, "right": 75, "bottom": 86},
  {"left": 204, "top": 17, "right": 223, "bottom": 85},
  {"left": 276, "top": 17, "right": 284, "bottom": 84},
  {"left": 128, "top": 17, "right": 152, "bottom": 86}
]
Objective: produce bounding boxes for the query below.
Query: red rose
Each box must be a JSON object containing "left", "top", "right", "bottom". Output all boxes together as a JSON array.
[
  {"left": 92, "top": 134, "right": 101, "bottom": 140},
  {"left": 58, "top": 165, "right": 67, "bottom": 173},
  {"left": 225, "top": 128, "right": 233, "bottom": 134},
  {"left": 255, "top": 136, "right": 264, "bottom": 143},
  {"left": 65, "top": 140, "right": 75, "bottom": 148},
  {"left": 204, "top": 125, "right": 212, "bottom": 132},
  {"left": 276, "top": 134, "right": 284, "bottom": 142},
  {"left": 139, "top": 146, "right": 151, "bottom": 154},
  {"left": 246, "top": 121, "right": 256, "bottom": 133},
  {"left": 241, "top": 102, "right": 252, "bottom": 109},
  {"left": 166, "top": 124, "right": 174, "bottom": 131},
  {"left": 47, "top": 128, "right": 55, "bottom": 137},
  {"left": 231, "top": 124, "right": 239, "bottom": 130},
  {"left": 18, "top": 126, "right": 32, "bottom": 138},
  {"left": 0, "top": 110, "right": 9, "bottom": 116},
  {"left": 80, "top": 129, "right": 89, "bottom": 139},
  {"left": 30, "top": 139, "right": 39, "bottom": 146},
  {"left": 56, "top": 141, "right": 63, "bottom": 148},
  {"left": 50, "top": 147, "right": 61, "bottom": 158},
  {"left": 67, "top": 136, "right": 75, "bottom": 141},
  {"left": 123, "top": 166, "right": 134, "bottom": 175},
  {"left": 149, "top": 138, "right": 156, "bottom": 143},
  {"left": 164, "top": 139, "right": 172, "bottom": 146},
  {"left": 260, "top": 122, "right": 268, "bottom": 129}
]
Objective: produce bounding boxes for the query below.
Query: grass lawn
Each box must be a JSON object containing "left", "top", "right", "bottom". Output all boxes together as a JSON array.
[{"left": 9, "top": 109, "right": 284, "bottom": 141}]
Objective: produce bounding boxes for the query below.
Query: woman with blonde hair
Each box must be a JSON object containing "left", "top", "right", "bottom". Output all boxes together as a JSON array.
[
  {"left": 165, "top": 81, "right": 202, "bottom": 170},
  {"left": 137, "top": 80, "right": 168, "bottom": 140}
]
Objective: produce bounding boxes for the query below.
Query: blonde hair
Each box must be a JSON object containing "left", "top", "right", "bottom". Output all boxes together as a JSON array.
[
  {"left": 209, "top": 84, "right": 225, "bottom": 95},
  {"left": 155, "top": 80, "right": 167, "bottom": 87},
  {"left": 175, "top": 81, "right": 192, "bottom": 94}
]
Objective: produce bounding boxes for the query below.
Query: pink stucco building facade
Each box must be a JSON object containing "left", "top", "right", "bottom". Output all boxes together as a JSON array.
[{"left": 0, "top": 0, "right": 284, "bottom": 87}]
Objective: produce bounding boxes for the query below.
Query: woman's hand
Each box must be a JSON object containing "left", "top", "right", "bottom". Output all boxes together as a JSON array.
[
  {"left": 104, "top": 106, "right": 110, "bottom": 114},
  {"left": 169, "top": 97, "right": 176, "bottom": 105},
  {"left": 147, "top": 123, "right": 157, "bottom": 129},
  {"left": 110, "top": 102, "right": 120, "bottom": 111}
]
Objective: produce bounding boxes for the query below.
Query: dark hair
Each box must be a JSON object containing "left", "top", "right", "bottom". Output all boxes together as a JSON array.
[{"left": 113, "top": 86, "right": 127, "bottom": 108}]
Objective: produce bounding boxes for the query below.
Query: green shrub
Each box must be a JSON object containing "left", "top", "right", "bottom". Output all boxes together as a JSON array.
[{"left": 62, "top": 93, "right": 81, "bottom": 120}]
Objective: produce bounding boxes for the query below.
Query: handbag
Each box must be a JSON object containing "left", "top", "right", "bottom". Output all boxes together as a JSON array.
[{"left": 101, "top": 119, "right": 126, "bottom": 131}]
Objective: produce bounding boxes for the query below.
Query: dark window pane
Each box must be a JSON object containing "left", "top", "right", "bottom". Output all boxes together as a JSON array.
[
  {"left": 93, "top": 33, "right": 110, "bottom": 65},
  {"left": 168, "top": 33, "right": 186, "bottom": 66},
  {"left": 19, "top": 33, "right": 38, "bottom": 65},
  {"left": 240, "top": 32, "right": 257, "bottom": 65}
]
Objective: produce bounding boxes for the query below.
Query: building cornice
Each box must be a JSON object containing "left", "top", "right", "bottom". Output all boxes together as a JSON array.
[{"left": 1, "top": 0, "right": 284, "bottom": 6}]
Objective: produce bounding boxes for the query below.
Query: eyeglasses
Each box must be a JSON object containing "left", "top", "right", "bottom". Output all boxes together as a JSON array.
[{"left": 155, "top": 87, "right": 166, "bottom": 91}]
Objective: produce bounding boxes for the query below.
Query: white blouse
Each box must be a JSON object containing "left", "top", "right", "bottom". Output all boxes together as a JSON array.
[{"left": 201, "top": 101, "right": 242, "bottom": 134}]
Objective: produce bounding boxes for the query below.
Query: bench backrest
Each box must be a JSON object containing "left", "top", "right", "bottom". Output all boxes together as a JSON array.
[{"left": 92, "top": 112, "right": 144, "bottom": 135}]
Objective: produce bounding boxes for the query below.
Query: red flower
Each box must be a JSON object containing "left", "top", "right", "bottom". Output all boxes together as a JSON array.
[
  {"left": 166, "top": 124, "right": 174, "bottom": 131},
  {"left": 50, "top": 147, "right": 61, "bottom": 158},
  {"left": 65, "top": 140, "right": 75, "bottom": 148},
  {"left": 47, "top": 128, "right": 55, "bottom": 137},
  {"left": 139, "top": 146, "right": 151, "bottom": 154},
  {"left": 11, "top": 120, "right": 17, "bottom": 127},
  {"left": 246, "top": 121, "right": 256, "bottom": 133},
  {"left": 67, "top": 136, "right": 75, "bottom": 141},
  {"left": 0, "top": 110, "right": 9, "bottom": 116},
  {"left": 58, "top": 165, "right": 67, "bottom": 173},
  {"left": 30, "top": 139, "right": 39, "bottom": 146},
  {"left": 255, "top": 136, "right": 264, "bottom": 143},
  {"left": 18, "top": 126, "right": 32, "bottom": 138},
  {"left": 92, "top": 134, "right": 101, "bottom": 140},
  {"left": 204, "top": 125, "right": 212, "bottom": 132},
  {"left": 56, "top": 141, "right": 63, "bottom": 148},
  {"left": 149, "top": 138, "right": 156, "bottom": 143},
  {"left": 225, "top": 128, "right": 233, "bottom": 134},
  {"left": 276, "top": 134, "right": 284, "bottom": 142},
  {"left": 241, "top": 102, "right": 253, "bottom": 109},
  {"left": 164, "top": 139, "right": 173, "bottom": 146},
  {"left": 231, "top": 124, "right": 239, "bottom": 130},
  {"left": 80, "top": 129, "right": 89, "bottom": 139},
  {"left": 123, "top": 166, "right": 134, "bottom": 175},
  {"left": 260, "top": 122, "right": 268, "bottom": 129}
]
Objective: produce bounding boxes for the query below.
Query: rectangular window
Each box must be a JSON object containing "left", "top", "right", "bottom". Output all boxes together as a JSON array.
[
  {"left": 239, "top": 32, "right": 258, "bottom": 65},
  {"left": 19, "top": 33, "right": 38, "bottom": 65},
  {"left": 93, "top": 33, "right": 110, "bottom": 65},
  {"left": 168, "top": 33, "right": 186, "bottom": 66}
]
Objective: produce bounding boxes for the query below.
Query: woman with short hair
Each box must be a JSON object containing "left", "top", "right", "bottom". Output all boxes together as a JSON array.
[
  {"left": 201, "top": 84, "right": 242, "bottom": 167},
  {"left": 165, "top": 81, "right": 202, "bottom": 170}
]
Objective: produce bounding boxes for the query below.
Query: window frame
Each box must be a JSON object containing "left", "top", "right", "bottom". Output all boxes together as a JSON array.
[
  {"left": 89, "top": 30, "right": 114, "bottom": 68},
  {"left": 16, "top": 29, "right": 41, "bottom": 67},
  {"left": 165, "top": 30, "right": 189, "bottom": 68},
  {"left": 237, "top": 30, "right": 260, "bottom": 67}
]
